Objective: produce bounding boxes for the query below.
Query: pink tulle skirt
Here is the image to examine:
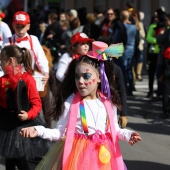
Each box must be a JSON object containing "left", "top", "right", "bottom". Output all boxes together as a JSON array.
[{"left": 36, "top": 132, "right": 127, "bottom": 170}]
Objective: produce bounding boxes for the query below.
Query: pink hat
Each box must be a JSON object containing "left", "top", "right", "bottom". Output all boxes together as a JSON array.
[
  {"left": 87, "top": 41, "right": 124, "bottom": 60},
  {"left": 86, "top": 41, "right": 108, "bottom": 60},
  {"left": 86, "top": 41, "right": 124, "bottom": 99},
  {"left": 13, "top": 11, "right": 30, "bottom": 25},
  {"left": 71, "top": 32, "right": 93, "bottom": 45}
]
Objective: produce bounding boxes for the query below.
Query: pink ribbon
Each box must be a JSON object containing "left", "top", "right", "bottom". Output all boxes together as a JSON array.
[{"left": 91, "top": 130, "right": 105, "bottom": 145}]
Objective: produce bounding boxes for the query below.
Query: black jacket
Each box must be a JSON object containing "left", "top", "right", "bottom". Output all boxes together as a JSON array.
[{"left": 113, "top": 63, "right": 127, "bottom": 116}]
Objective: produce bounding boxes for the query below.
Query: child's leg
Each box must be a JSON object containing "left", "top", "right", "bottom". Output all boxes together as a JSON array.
[
  {"left": 15, "top": 157, "right": 30, "bottom": 170},
  {"left": 5, "top": 158, "right": 16, "bottom": 170}
]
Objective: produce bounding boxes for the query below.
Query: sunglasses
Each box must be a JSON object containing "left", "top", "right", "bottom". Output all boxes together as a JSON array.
[{"left": 107, "top": 13, "right": 114, "bottom": 16}]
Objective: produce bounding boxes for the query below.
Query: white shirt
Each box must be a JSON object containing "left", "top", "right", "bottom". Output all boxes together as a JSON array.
[
  {"left": 0, "top": 22, "right": 12, "bottom": 77},
  {"left": 0, "top": 21, "right": 12, "bottom": 47},
  {"left": 55, "top": 52, "right": 72, "bottom": 81},
  {"left": 3, "top": 33, "right": 49, "bottom": 74},
  {"left": 35, "top": 94, "right": 132, "bottom": 142}
]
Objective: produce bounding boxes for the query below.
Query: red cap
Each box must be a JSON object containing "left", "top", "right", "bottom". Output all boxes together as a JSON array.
[
  {"left": 0, "top": 12, "right": 5, "bottom": 19},
  {"left": 71, "top": 32, "right": 93, "bottom": 45},
  {"left": 13, "top": 11, "right": 30, "bottom": 25}
]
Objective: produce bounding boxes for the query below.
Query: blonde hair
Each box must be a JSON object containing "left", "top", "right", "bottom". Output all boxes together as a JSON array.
[{"left": 86, "top": 13, "right": 96, "bottom": 23}]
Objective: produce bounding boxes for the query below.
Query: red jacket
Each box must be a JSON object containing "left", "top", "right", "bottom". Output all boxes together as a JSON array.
[{"left": 0, "top": 72, "right": 42, "bottom": 120}]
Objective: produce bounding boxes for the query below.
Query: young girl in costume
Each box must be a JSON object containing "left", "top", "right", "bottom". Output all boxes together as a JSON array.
[
  {"left": 0, "top": 45, "right": 51, "bottom": 170},
  {"left": 55, "top": 32, "right": 93, "bottom": 82},
  {"left": 20, "top": 41, "right": 142, "bottom": 170}
]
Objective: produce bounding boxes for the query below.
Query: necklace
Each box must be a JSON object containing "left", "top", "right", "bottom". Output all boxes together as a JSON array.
[
  {"left": 83, "top": 98, "right": 111, "bottom": 164},
  {"left": 84, "top": 99, "right": 100, "bottom": 130}
]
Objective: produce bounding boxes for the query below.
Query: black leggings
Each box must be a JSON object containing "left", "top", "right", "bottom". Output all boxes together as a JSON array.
[
  {"left": 148, "top": 53, "right": 158, "bottom": 93},
  {"left": 5, "top": 157, "right": 30, "bottom": 170}
]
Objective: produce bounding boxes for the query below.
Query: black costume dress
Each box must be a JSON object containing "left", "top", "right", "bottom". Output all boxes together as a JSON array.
[{"left": 0, "top": 73, "right": 53, "bottom": 159}]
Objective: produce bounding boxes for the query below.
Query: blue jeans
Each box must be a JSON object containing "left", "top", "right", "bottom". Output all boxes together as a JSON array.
[{"left": 122, "top": 55, "right": 134, "bottom": 92}]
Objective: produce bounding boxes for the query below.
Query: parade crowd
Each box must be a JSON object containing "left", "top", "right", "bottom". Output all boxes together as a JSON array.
[{"left": 0, "top": 1, "right": 169, "bottom": 170}]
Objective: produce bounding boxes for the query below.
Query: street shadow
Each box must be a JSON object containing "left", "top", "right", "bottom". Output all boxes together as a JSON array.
[
  {"left": 127, "top": 96, "right": 162, "bottom": 118},
  {"left": 127, "top": 122, "right": 170, "bottom": 135},
  {"left": 0, "top": 157, "right": 4, "bottom": 165},
  {"left": 124, "top": 160, "right": 170, "bottom": 170},
  {"left": 126, "top": 96, "right": 170, "bottom": 135}
]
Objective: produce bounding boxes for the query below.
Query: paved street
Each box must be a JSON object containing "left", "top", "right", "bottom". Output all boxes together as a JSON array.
[
  {"left": 0, "top": 75, "right": 170, "bottom": 170},
  {"left": 120, "top": 75, "right": 170, "bottom": 170}
]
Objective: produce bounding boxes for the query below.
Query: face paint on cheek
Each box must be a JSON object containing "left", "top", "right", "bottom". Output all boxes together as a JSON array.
[
  {"left": 85, "top": 83, "right": 88, "bottom": 86},
  {"left": 86, "top": 69, "right": 89, "bottom": 72},
  {"left": 88, "top": 78, "right": 96, "bottom": 85},
  {"left": 92, "top": 78, "right": 96, "bottom": 83}
]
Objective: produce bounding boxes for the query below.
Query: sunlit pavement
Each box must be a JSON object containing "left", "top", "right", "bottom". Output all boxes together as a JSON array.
[{"left": 120, "top": 75, "right": 170, "bottom": 170}]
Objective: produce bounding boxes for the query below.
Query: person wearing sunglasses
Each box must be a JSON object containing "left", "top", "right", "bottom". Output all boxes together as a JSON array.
[{"left": 99, "top": 8, "right": 115, "bottom": 37}]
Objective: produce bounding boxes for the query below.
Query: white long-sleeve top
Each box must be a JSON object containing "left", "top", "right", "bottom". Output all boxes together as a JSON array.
[
  {"left": 0, "top": 21, "right": 12, "bottom": 47},
  {"left": 35, "top": 94, "right": 133, "bottom": 142},
  {"left": 3, "top": 33, "right": 49, "bottom": 74},
  {"left": 55, "top": 52, "right": 72, "bottom": 82}
]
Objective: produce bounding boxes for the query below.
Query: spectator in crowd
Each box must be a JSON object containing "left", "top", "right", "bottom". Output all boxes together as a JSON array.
[
  {"left": 0, "top": 11, "right": 12, "bottom": 77},
  {"left": 62, "top": 17, "right": 84, "bottom": 49},
  {"left": 156, "top": 13, "right": 170, "bottom": 119},
  {"left": 99, "top": 8, "right": 115, "bottom": 37},
  {"left": 94, "top": 7, "right": 105, "bottom": 26},
  {"left": 133, "top": 11, "right": 146, "bottom": 81},
  {"left": 59, "top": 12, "right": 69, "bottom": 22},
  {"left": 67, "top": 9, "right": 78, "bottom": 22},
  {"left": 83, "top": 12, "right": 100, "bottom": 40},
  {"left": 121, "top": 10, "right": 138, "bottom": 96},
  {"left": 0, "top": 11, "right": 12, "bottom": 50},
  {"left": 43, "top": 12, "right": 62, "bottom": 43},
  {"left": 146, "top": 8, "right": 167, "bottom": 99}
]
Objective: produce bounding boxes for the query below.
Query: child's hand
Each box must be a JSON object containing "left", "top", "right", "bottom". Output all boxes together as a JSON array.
[
  {"left": 129, "top": 132, "right": 142, "bottom": 146},
  {"left": 42, "top": 72, "right": 49, "bottom": 85},
  {"left": 18, "top": 111, "right": 28, "bottom": 121},
  {"left": 20, "top": 127, "right": 38, "bottom": 138}
]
